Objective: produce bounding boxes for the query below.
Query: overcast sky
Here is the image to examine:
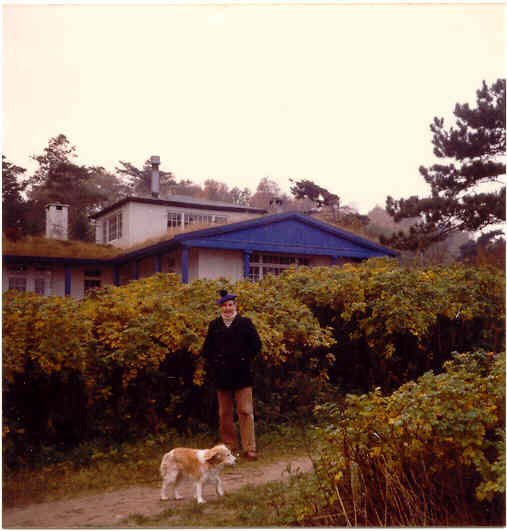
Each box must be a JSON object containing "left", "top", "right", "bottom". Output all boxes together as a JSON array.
[{"left": 3, "top": 2, "right": 505, "bottom": 213}]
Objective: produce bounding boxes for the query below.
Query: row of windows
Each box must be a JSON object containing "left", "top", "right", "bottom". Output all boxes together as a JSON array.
[
  {"left": 102, "top": 210, "right": 228, "bottom": 242},
  {"left": 8, "top": 277, "right": 102, "bottom": 295},
  {"left": 7, "top": 270, "right": 103, "bottom": 296},
  {"left": 6, "top": 253, "right": 312, "bottom": 293},
  {"left": 168, "top": 211, "right": 228, "bottom": 229},
  {"left": 248, "top": 253, "right": 311, "bottom": 281},
  {"left": 8, "top": 277, "right": 50, "bottom": 295}
]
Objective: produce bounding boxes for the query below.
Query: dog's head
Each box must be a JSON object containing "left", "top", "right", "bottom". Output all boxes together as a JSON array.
[{"left": 204, "top": 444, "right": 236, "bottom": 467}]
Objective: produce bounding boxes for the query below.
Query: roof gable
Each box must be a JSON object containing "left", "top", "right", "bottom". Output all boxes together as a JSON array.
[{"left": 175, "top": 212, "right": 396, "bottom": 258}]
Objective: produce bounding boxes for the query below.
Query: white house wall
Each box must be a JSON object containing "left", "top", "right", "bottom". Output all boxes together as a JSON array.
[
  {"left": 96, "top": 201, "right": 259, "bottom": 249},
  {"left": 311, "top": 255, "right": 333, "bottom": 267},
  {"left": 188, "top": 248, "right": 199, "bottom": 282},
  {"left": 128, "top": 202, "right": 167, "bottom": 248},
  {"left": 196, "top": 248, "right": 244, "bottom": 281}
]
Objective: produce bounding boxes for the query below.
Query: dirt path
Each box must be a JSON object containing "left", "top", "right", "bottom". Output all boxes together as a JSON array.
[{"left": 3, "top": 455, "right": 313, "bottom": 528}]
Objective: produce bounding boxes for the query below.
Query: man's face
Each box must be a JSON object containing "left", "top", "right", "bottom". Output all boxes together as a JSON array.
[{"left": 220, "top": 300, "right": 237, "bottom": 318}]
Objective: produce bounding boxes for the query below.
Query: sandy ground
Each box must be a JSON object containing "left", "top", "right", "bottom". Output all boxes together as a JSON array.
[{"left": 3, "top": 455, "right": 313, "bottom": 528}]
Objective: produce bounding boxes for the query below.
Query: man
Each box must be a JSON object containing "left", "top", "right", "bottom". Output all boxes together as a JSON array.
[{"left": 201, "top": 289, "right": 262, "bottom": 460}]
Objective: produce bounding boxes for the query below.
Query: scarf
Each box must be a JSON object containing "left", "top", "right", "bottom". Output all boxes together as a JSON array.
[{"left": 221, "top": 312, "right": 237, "bottom": 327}]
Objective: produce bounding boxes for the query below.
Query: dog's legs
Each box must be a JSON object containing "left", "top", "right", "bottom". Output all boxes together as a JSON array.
[
  {"left": 173, "top": 471, "right": 183, "bottom": 501},
  {"left": 215, "top": 475, "right": 224, "bottom": 497},
  {"left": 160, "top": 469, "right": 179, "bottom": 501},
  {"left": 195, "top": 480, "right": 206, "bottom": 504}
]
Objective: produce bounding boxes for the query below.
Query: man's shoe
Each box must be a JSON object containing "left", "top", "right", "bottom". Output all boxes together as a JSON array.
[{"left": 243, "top": 451, "right": 258, "bottom": 461}]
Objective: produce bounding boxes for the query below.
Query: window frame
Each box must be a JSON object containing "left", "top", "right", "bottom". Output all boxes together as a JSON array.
[
  {"left": 8, "top": 276, "right": 27, "bottom": 292},
  {"left": 248, "top": 253, "right": 311, "bottom": 281},
  {"left": 106, "top": 212, "right": 122, "bottom": 242}
]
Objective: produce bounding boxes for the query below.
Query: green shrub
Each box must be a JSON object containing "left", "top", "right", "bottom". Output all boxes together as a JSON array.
[
  {"left": 308, "top": 350, "right": 505, "bottom": 526},
  {"left": 3, "top": 261, "right": 504, "bottom": 469}
]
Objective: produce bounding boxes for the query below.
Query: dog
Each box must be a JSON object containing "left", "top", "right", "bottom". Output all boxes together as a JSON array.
[{"left": 159, "top": 444, "right": 236, "bottom": 504}]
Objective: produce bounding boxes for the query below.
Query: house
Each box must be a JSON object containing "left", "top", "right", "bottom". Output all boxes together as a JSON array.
[{"left": 3, "top": 158, "right": 397, "bottom": 298}]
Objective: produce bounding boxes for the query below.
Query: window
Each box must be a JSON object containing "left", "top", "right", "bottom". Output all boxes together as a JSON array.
[
  {"left": 34, "top": 278, "right": 46, "bottom": 295},
  {"left": 170, "top": 211, "right": 228, "bottom": 228},
  {"left": 168, "top": 212, "right": 182, "bottom": 228},
  {"left": 84, "top": 270, "right": 102, "bottom": 293},
  {"left": 8, "top": 277, "right": 27, "bottom": 292},
  {"left": 248, "top": 253, "right": 311, "bottom": 281},
  {"left": 84, "top": 279, "right": 101, "bottom": 292},
  {"left": 106, "top": 212, "right": 122, "bottom": 242}
]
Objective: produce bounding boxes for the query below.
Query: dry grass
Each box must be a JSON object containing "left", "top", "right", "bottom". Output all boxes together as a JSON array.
[
  {"left": 2, "top": 216, "right": 262, "bottom": 260},
  {"left": 121, "top": 215, "right": 261, "bottom": 254},
  {"left": 2, "top": 235, "right": 121, "bottom": 259}
]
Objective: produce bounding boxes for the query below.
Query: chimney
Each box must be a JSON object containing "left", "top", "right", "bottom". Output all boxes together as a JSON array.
[
  {"left": 45, "top": 203, "right": 69, "bottom": 240},
  {"left": 150, "top": 155, "right": 160, "bottom": 198}
]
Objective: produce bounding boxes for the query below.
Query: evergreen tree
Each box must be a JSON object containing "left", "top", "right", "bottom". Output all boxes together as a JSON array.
[
  {"left": 2, "top": 156, "right": 28, "bottom": 238},
  {"left": 289, "top": 178, "right": 339, "bottom": 208},
  {"left": 115, "top": 159, "right": 175, "bottom": 196},
  {"left": 383, "top": 78, "right": 505, "bottom": 250},
  {"left": 27, "top": 135, "right": 110, "bottom": 239}
]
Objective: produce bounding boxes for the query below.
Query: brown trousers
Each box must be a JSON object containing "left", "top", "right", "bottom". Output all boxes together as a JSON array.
[{"left": 216, "top": 386, "right": 256, "bottom": 453}]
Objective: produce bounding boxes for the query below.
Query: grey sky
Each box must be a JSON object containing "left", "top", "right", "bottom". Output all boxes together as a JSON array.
[{"left": 3, "top": 2, "right": 505, "bottom": 213}]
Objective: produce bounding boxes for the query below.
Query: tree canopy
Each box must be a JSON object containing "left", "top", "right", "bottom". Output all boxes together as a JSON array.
[
  {"left": 289, "top": 178, "right": 339, "bottom": 208},
  {"left": 24, "top": 135, "right": 110, "bottom": 239},
  {"left": 115, "top": 159, "right": 175, "bottom": 196},
  {"left": 383, "top": 78, "right": 505, "bottom": 250},
  {"left": 2, "top": 156, "right": 28, "bottom": 239}
]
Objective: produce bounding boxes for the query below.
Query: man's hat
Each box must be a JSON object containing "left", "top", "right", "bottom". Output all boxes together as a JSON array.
[{"left": 216, "top": 289, "right": 237, "bottom": 305}]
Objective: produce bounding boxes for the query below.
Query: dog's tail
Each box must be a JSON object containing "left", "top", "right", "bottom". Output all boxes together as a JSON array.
[{"left": 160, "top": 450, "right": 174, "bottom": 478}]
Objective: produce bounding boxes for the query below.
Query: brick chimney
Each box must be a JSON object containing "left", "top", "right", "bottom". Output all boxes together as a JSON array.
[
  {"left": 150, "top": 155, "right": 160, "bottom": 198},
  {"left": 45, "top": 203, "right": 69, "bottom": 240}
]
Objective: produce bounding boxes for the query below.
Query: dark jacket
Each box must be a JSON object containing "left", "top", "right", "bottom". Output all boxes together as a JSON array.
[{"left": 201, "top": 315, "right": 262, "bottom": 390}]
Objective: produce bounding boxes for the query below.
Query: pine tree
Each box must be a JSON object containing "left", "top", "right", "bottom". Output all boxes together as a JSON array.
[
  {"left": 27, "top": 135, "right": 110, "bottom": 239},
  {"left": 115, "top": 159, "right": 175, "bottom": 196},
  {"left": 2, "top": 156, "right": 28, "bottom": 238},
  {"left": 383, "top": 78, "right": 505, "bottom": 251}
]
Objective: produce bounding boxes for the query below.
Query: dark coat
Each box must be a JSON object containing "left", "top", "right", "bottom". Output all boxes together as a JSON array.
[{"left": 201, "top": 315, "right": 262, "bottom": 390}]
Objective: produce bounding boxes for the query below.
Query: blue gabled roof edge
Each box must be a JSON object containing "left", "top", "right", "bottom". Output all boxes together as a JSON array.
[{"left": 174, "top": 211, "right": 398, "bottom": 257}]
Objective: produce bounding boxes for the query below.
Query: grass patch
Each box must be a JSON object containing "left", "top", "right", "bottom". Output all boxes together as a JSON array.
[
  {"left": 121, "top": 469, "right": 326, "bottom": 528},
  {"left": 3, "top": 235, "right": 120, "bottom": 259},
  {"left": 3, "top": 423, "right": 309, "bottom": 509}
]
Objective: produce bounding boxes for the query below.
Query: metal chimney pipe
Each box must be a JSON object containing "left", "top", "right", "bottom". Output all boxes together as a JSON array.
[{"left": 150, "top": 155, "right": 160, "bottom": 198}]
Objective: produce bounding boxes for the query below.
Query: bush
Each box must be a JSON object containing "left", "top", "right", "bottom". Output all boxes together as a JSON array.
[
  {"left": 278, "top": 258, "right": 505, "bottom": 391},
  {"left": 3, "top": 260, "right": 504, "bottom": 469},
  {"left": 307, "top": 350, "right": 505, "bottom": 526},
  {"left": 2, "top": 274, "right": 334, "bottom": 468}
]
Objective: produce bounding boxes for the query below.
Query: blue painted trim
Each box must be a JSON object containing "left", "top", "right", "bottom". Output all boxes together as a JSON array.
[
  {"left": 113, "top": 265, "right": 120, "bottom": 286},
  {"left": 243, "top": 250, "right": 251, "bottom": 279},
  {"left": 155, "top": 254, "right": 162, "bottom": 273},
  {"left": 181, "top": 247, "right": 189, "bottom": 284},
  {"left": 64, "top": 266, "right": 71, "bottom": 296},
  {"left": 180, "top": 239, "right": 386, "bottom": 259}
]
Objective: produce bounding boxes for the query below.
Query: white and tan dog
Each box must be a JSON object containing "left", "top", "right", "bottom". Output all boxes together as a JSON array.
[{"left": 160, "top": 444, "right": 236, "bottom": 504}]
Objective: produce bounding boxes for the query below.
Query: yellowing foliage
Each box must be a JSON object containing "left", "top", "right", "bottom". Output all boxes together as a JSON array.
[
  {"left": 312, "top": 350, "right": 505, "bottom": 526},
  {"left": 2, "top": 259, "right": 504, "bottom": 473}
]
